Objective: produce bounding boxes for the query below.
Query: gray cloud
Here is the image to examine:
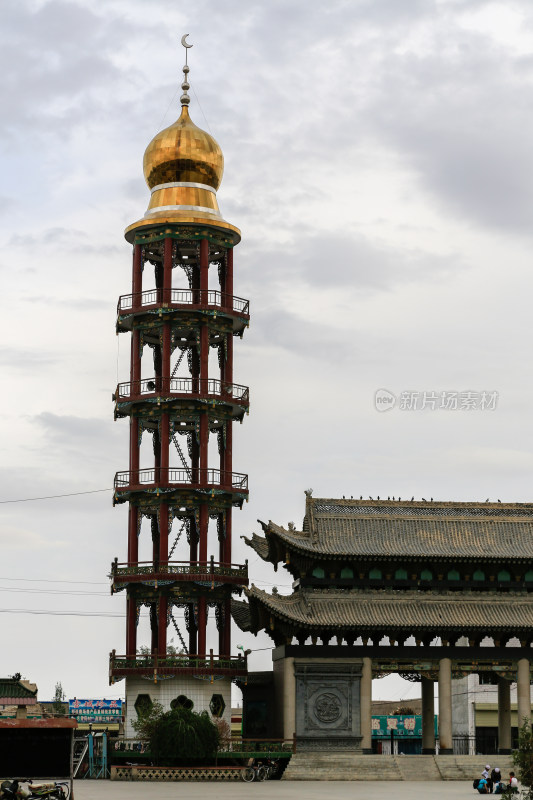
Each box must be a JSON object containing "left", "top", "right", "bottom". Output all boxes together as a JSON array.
[{"left": 0, "top": 348, "right": 58, "bottom": 370}]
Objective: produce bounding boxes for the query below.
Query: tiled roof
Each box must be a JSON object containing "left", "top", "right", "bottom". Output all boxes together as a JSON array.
[
  {"left": 234, "top": 586, "right": 533, "bottom": 633},
  {"left": 245, "top": 497, "right": 533, "bottom": 562},
  {"left": 0, "top": 679, "right": 37, "bottom": 700}
]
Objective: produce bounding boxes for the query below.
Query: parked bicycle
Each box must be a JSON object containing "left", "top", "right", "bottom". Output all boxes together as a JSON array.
[
  {"left": 241, "top": 757, "right": 281, "bottom": 781},
  {"left": 241, "top": 758, "right": 267, "bottom": 782},
  {"left": 261, "top": 758, "right": 281, "bottom": 780}
]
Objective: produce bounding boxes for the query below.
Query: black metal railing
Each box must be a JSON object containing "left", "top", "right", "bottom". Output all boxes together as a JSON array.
[
  {"left": 111, "top": 559, "right": 248, "bottom": 580},
  {"left": 118, "top": 288, "right": 249, "bottom": 316},
  {"left": 109, "top": 650, "right": 248, "bottom": 678},
  {"left": 115, "top": 377, "right": 249, "bottom": 403},
  {"left": 114, "top": 468, "right": 248, "bottom": 491}
]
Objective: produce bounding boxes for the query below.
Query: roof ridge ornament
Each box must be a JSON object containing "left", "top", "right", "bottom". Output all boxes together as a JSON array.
[{"left": 180, "top": 33, "right": 193, "bottom": 106}]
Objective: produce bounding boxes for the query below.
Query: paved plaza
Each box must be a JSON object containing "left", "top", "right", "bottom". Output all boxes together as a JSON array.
[{"left": 73, "top": 780, "right": 479, "bottom": 800}]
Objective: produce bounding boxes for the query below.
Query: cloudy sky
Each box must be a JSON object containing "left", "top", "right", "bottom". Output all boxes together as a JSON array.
[{"left": 2, "top": 0, "right": 533, "bottom": 706}]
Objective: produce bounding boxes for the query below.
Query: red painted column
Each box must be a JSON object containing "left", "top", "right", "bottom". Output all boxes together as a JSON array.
[
  {"left": 132, "top": 243, "right": 143, "bottom": 311},
  {"left": 158, "top": 596, "right": 168, "bottom": 656},
  {"left": 200, "top": 238, "right": 209, "bottom": 301},
  {"left": 127, "top": 505, "right": 138, "bottom": 566},
  {"left": 151, "top": 611, "right": 158, "bottom": 653},
  {"left": 225, "top": 247, "right": 233, "bottom": 310},
  {"left": 131, "top": 329, "right": 141, "bottom": 393},
  {"left": 129, "top": 327, "right": 141, "bottom": 480},
  {"left": 198, "top": 501, "right": 208, "bottom": 563},
  {"left": 221, "top": 246, "right": 234, "bottom": 657},
  {"left": 159, "top": 503, "right": 169, "bottom": 567},
  {"left": 128, "top": 318, "right": 140, "bottom": 564},
  {"left": 126, "top": 597, "right": 137, "bottom": 655},
  {"left": 160, "top": 321, "right": 171, "bottom": 487},
  {"left": 197, "top": 596, "right": 207, "bottom": 656},
  {"left": 197, "top": 499, "right": 208, "bottom": 656},
  {"left": 222, "top": 510, "right": 232, "bottom": 655},
  {"left": 188, "top": 604, "right": 197, "bottom": 655},
  {"left": 129, "top": 418, "right": 139, "bottom": 476},
  {"left": 162, "top": 322, "right": 171, "bottom": 394},
  {"left": 163, "top": 236, "right": 173, "bottom": 305},
  {"left": 200, "top": 326, "right": 209, "bottom": 397},
  {"left": 217, "top": 598, "right": 231, "bottom": 656},
  {"left": 160, "top": 414, "right": 170, "bottom": 483}
]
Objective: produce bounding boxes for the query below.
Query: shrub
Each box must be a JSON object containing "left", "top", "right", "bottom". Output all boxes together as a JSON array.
[
  {"left": 133, "top": 704, "right": 220, "bottom": 765},
  {"left": 512, "top": 721, "right": 533, "bottom": 800}
]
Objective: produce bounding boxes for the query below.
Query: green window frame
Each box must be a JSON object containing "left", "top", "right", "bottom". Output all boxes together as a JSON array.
[
  {"left": 447, "top": 569, "right": 460, "bottom": 581},
  {"left": 340, "top": 567, "right": 354, "bottom": 579},
  {"left": 497, "top": 569, "right": 510, "bottom": 582},
  {"left": 394, "top": 568, "right": 408, "bottom": 580},
  {"left": 312, "top": 567, "right": 325, "bottom": 579},
  {"left": 473, "top": 569, "right": 485, "bottom": 581},
  {"left": 369, "top": 568, "right": 382, "bottom": 580},
  {"left": 420, "top": 569, "right": 433, "bottom": 581}
]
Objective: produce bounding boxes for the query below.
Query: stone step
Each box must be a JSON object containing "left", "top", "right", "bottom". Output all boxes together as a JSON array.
[
  {"left": 435, "top": 755, "right": 513, "bottom": 781},
  {"left": 282, "top": 754, "right": 515, "bottom": 781}
]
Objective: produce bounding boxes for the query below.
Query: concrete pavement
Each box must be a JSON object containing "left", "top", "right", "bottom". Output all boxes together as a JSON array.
[{"left": 73, "top": 779, "right": 480, "bottom": 800}]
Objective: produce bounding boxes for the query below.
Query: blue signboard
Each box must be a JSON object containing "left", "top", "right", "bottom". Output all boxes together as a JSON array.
[
  {"left": 69, "top": 699, "right": 122, "bottom": 725},
  {"left": 372, "top": 714, "right": 437, "bottom": 738}
]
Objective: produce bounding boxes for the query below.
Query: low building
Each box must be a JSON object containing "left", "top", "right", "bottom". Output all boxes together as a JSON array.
[
  {"left": 453, "top": 672, "right": 533, "bottom": 754},
  {"left": 0, "top": 677, "right": 38, "bottom": 719}
]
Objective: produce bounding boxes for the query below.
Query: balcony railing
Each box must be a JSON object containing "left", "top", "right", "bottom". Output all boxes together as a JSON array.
[
  {"left": 111, "top": 738, "right": 296, "bottom": 757},
  {"left": 118, "top": 288, "right": 249, "bottom": 316},
  {"left": 111, "top": 559, "right": 248, "bottom": 581},
  {"left": 114, "top": 468, "right": 248, "bottom": 492},
  {"left": 114, "top": 377, "right": 249, "bottom": 404},
  {"left": 109, "top": 650, "right": 247, "bottom": 680}
]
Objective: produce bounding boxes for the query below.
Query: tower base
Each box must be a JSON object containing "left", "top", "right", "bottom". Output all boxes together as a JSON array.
[{"left": 124, "top": 674, "right": 232, "bottom": 738}]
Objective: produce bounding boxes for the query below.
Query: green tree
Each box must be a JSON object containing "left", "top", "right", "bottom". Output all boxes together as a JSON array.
[
  {"left": 53, "top": 682, "right": 65, "bottom": 715},
  {"left": 133, "top": 704, "right": 220, "bottom": 765},
  {"left": 513, "top": 721, "right": 533, "bottom": 799}
]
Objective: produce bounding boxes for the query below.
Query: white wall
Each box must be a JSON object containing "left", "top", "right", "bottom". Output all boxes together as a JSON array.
[{"left": 124, "top": 674, "right": 232, "bottom": 737}]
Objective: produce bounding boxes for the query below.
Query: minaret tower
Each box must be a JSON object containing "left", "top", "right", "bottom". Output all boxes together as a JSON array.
[{"left": 109, "top": 39, "right": 249, "bottom": 730}]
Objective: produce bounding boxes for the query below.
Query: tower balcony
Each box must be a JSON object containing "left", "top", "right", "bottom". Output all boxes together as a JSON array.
[
  {"left": 113, "top": 467, "right": 248, "bottom": 505},
  {"left": 113, "top": 377, "right": 249, "bottom": 420},
  {"left": 117, "top": 288, "right": 249, "bottom": 334},
  {"left": 111, "top": 557, "right": 248, "bottom": 592},
  {"left": 109, "top": 649, "right": 248, "bottom": 684}
]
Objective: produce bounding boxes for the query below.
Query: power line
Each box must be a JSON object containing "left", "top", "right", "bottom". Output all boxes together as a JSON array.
[
  {"left": 0, "top": 488, "right": 111, "bottom": 504},
  {"left": 0, "top": 577, "right": 108, "bottom": 586},
  {"left": 0, "top": 586, "right": 109, "bottom": 597},
  {"left": 0, "top": 608, "right": 190, "bottom": 619},
  {"left": 0, "top": 608, "right": 123, "bottom": 617}
]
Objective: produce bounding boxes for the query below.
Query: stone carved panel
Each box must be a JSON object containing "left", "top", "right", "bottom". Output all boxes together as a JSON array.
[
  {"left": 294, "top": 661, "right": 363, "bottom": 750},
  {"left": 305, "top": 681, "right": 350, "bottom": 731}
]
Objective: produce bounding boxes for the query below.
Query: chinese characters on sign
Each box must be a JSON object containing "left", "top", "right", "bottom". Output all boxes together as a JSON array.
[
  {"left": 371, "top": 715, "right": 436, "bottom": 738},
  {"left": 69, "top": 699, "right": 123, "bottom": 725},
  {"left": 375, "top": 389, "right": 498, "bottom": 412}
]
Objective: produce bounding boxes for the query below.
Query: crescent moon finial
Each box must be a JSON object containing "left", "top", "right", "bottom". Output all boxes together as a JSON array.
[{"left": 180, "top": 34, "right": 193, "bottom": 107}]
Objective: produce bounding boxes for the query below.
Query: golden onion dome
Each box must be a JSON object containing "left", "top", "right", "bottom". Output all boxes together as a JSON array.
[
  {"left": 143, "top": 105, "right": 224, "bottom": 191},
  {"left": 124, "top": 48, "right": 240, "bottom": 244}
]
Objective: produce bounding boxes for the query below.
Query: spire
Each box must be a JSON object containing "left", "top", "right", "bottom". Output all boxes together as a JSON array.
[{"left": 180, "top": 33, "right": 193, "bottom": 107}]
